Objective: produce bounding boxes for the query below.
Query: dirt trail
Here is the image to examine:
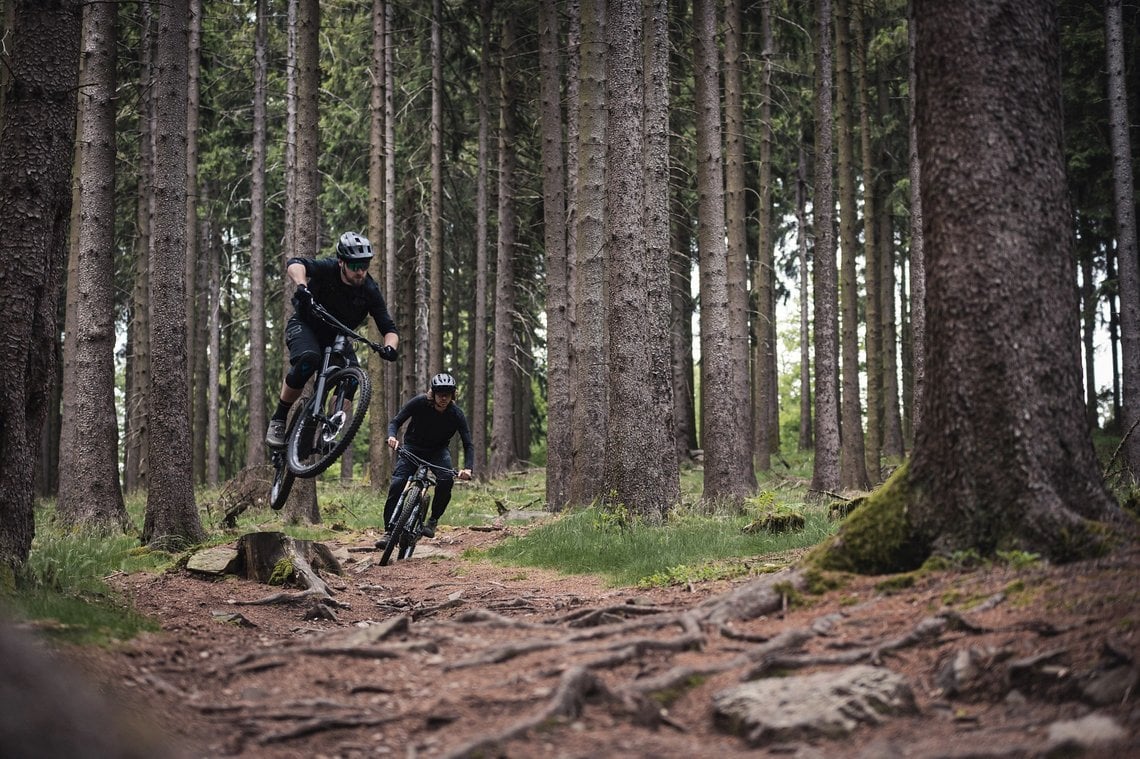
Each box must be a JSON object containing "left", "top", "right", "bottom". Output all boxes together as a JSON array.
[{"left": 60, "top": 526, "right": 1140, "bottom": 758}]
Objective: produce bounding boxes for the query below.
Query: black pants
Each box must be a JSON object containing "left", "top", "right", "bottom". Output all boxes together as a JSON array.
[{"left": 383, "top": 447, "right": 454, "bottom": 530}]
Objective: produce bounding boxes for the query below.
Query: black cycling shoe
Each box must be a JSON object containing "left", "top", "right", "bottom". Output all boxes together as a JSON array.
[{"left": 421, "top": 519, "right": 438, "bottom": 538}]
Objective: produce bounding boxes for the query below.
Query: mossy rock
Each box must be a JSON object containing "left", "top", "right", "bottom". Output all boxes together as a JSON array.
[{"left": 744, "top": 510, "right": 806, "bottom": 534}]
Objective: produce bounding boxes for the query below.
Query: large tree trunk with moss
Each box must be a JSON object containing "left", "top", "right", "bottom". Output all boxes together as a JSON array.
[{"left": 820, "top": 0, "right": 1127, "bottom": 573}]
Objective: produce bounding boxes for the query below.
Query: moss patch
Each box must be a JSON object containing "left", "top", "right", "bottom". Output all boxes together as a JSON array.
[{"left": 806, "top": 464, "right": 929, "bottom": 575}]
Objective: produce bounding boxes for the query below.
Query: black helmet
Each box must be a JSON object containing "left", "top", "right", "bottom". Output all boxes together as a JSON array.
[
  {"left": 430, "top": 373, "right": 457, "bottom": 393},
  {"left": 335, "top": 231, "right": 373, "bottom": 261}
]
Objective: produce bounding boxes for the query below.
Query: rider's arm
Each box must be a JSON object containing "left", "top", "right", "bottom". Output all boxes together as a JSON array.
[
  {"left": 285, "top": 258, "right": 312, "bottom": 288},
  {"left": 386, "top": 395, "right": 418, "bottom": 448},
  {"left": 366, "top": 284, "right": 400, "bottom": 350}
]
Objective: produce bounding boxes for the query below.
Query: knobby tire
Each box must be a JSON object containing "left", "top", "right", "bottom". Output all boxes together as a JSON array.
[
  {"left": 286, "top": 366, "right": 371, "bottom": 478},
  {"left": 269, "top": 461, "right": 294, "bottom": 510},
  {"left": 380, "top": 486, "right": 422, "bottom": 566}
]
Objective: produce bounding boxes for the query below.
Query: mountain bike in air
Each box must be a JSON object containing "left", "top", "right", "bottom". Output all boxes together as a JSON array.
[{"left": 268, "top": 303, "right": 384, "bottom": 510}]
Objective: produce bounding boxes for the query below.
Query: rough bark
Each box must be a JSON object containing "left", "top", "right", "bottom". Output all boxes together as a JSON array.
[
  {"left": 810, "top": 0, "right": 841, "bottom": 497},
  {"left": 694, "top": 0, "right": 756, "bottom": 505},
  {"left": 0, "top": 0, "right": 82, "bottom": 574},
  {"left": 283, "top": 0, "right": 321, "bottom": 523},
  {"left": 602, "top": 0, "right": 679, "bottom": 521},
  {"left": 429, "top": 0, "right": 444, "bottom": 374},
  {"left": 540, "top": 0, "right": 572, "bottom": 510},
  {"left": 489, "top": 16, "right": 521, "bottom": 476},
  {"left": 471, "top": 0, "right": 491, "bottom": 477},
  {"left": 754, "top": 0, "right": 778, "bottom": 468},
  {"left": 905, "top": 0, "right": 925, "bottom": 444},
  {"left": 835, "top": 0, "right": 869, "bottom": 491},
  {"left": 821, "top": 0, "right": 1128, "bottom": 572},
  {"left": 57, "top": 0, "right": 129, "bottom": 532},
  {"left": 854, "top": 0, "right": 881, "bottom": 482},
  {"left": 142, "top": 0, "right": 206, "bottom": 548},
  {"left": 796, "top": 144, "right": 813, "bottom": 452},
  {"left": 724, "top": 0, "right": 754, "bottom": 471},
  {"left": 569, "top": 0, "right": 608, "bottom": 505},
  {"left": 1105, "top": 0, "right": 1140, "bottom": 475},
  {"left": 246, "top": 0, "right": 269, "bottom": 469},
  {"left": 367, "top": 0, "right": 388, "bottom": 487},
  {"left": 125, "top": 2, "right": 155, "bottom": 494}
]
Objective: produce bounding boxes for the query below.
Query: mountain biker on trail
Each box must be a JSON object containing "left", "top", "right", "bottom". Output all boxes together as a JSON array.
[
  {"left": 265, "top": 231, "right": 399, "bottom": 448},
  {"left": 376, "top": 373, "right": 474, "bottom": 549}
]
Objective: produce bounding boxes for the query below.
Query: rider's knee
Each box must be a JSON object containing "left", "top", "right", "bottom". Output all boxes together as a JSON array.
[{"left": 285, "top": 351, "right": 321, "bottom": 389}]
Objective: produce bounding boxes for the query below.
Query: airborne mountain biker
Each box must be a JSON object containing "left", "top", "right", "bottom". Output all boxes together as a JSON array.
[
  {"left": 265, "top": 232, "right": 399, "bottom": 447},
  {"left": 377, "top": 373, "right": 474, "bottom": 548}
]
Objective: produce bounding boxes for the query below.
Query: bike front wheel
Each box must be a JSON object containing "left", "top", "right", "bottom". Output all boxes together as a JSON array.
[
  {"left": 286, "top": 366, "right": 371, "bottom": 477},
  {"left": 269, "top": 457, "right": 295, "bottom": 510},
  {"left": 380, "top": 487, "right": 422, "bottom": 566}
]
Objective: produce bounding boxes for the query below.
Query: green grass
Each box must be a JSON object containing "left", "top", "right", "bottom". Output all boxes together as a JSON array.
[{"left": 476, "top": 502, "right": 835, "bottom": 587}]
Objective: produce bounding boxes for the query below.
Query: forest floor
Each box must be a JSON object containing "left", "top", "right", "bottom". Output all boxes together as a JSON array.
[{"left": 57, "top": 522, "right": 1140, "bottom": 758}]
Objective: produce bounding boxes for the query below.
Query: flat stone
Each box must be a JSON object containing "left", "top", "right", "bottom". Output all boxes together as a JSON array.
[
  {"left": 713, "top": 665, "right": 916, "bottom": 746},
  {"left": 186, "top": 546, "right": 241, "bottom": 575},
  {"left": 1046, "top": 713, "right": 1126, "bottom": 753}
]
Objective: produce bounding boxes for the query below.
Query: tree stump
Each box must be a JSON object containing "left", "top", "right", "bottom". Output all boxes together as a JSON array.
[{"left": 234, "top": 532, "right": 343, "bottom": 596}]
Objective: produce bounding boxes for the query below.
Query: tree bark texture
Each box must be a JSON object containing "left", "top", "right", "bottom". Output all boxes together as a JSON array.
[
  {"left": 57, "top": 0, "right": 129, "bottom": 531},
  {"left": 907, "top": 0, "right": 1121, "bottom": 560},
  {"left": 1105, "top": 0, "right": 1140, "bottom": 475},
  {"left": 569, "top": 0, "right": 608, "bottom": 505},
  {"left": 246, "top": 0, "right": 269, "bottom": 469},
  {"left": 489, "top": 15, "right": 521, "bottom": 476},
  {"left": 540, "top": 0, "right": 572, "bottom": 510},
  {"left": 835, "top": 0, "right": 870, "bottom": 491},
  {"left": 694, "top": 0, "right": 756, "bottom": 504},
  {"left": 142, "top": 0, "right": 206, "bottom": 548},
  {"left": 810, "top": 0, "right": 841, "bottom": 496},
  {"left": 0, "top": 0, "right": 81, "bottom": 573},
  {"left": 471, "top": 0, "right": 491, "bottom": 477},
  {"left": 602, "top": 0, "right": 679, "bottom": 521},
  {"left": 429, "top": 0, "right": 444, "bottom": 375}
]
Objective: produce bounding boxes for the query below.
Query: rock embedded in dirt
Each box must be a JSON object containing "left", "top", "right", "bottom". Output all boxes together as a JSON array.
[{"left": 712, "top": 664, "right": 916, "bottom": 746}]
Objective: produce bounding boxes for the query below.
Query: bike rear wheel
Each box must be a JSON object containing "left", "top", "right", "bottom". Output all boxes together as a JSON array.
[
  {"left": 269, "top": 457, "right": 295, "bottom": 510},
  {"left": 286, "top": 366, "right": 371, "bottom": 477}
]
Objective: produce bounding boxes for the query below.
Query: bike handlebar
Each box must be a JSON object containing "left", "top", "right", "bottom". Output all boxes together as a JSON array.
[
  {"left": 396, "top": 446, "right": 470, "bottom": 480},
  {"left": 309, "top": 302, "right": 386, "bottom": 353}
]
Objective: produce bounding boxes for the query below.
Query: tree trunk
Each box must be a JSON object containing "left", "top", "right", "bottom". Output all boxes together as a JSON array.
[
  {"left": 753, "top": 0, "right": 778, "bottom": 468},
  {"left": 471, "top": 0, "right": 491, "bottom": 478},
  {"left": 56, "top": 0, "right": 129, "bottom": 532},
  {"left": 905, "top": 0, "right": 925, "bottom": 444},
  {"left": 489, "top": 15, "right": 520, "bottom": 476},
  {"left": 540, "top": 0, "right": 572, "bottom": 510},
  {"left": 694, "top": 0, "right": 755, "bottom": 505},
  {"left": 810, "top": 0, "right": 840, "bottom": 497},
  {"left": 0, "top": 0, "right": 81, "bottom": 573},
  {"left": 670, "top": 193, "right": 698, "bottom": 461},
  {"left": 282, "top": 0, "right": 321, "bottom": 523},
  {"left": 246, "top": 0, "right": 269, "bottom": 469},
  {"left": 602, "top": 0, "right": 679, "bottom": 521},
  {"left": 569, "top": 0, "right": 608, "bottom": 505},
  {"left": 142, "top": 0, "right": 206, "bottom": 548},
  {"left": 367, "top": 0, "right": 389, "bottom": 488},
  {"left": 854, "top": 0, "right": 881, "bottom": 482},
  {"left": 796, "top": 143, "right": 813, "bottom": 452},
  {"left": 186, "top": 0, "right": 203, "bottom": 483},
  {"left": 822, "top": 0, "right": 1128, "bottom": 572},
  {"left": 207, "top": 214, "right": 221, "bottom": 488},
  {"left": 723, "top": 0, "right": 754, "bottom": 473},
  {"left": 835, "top": 0, "right": 869, "bottom": 491},
  {"left": 125, "top": 2, "right": 156, "bottom": 495},
  {"left": 429, "top": 0, "right": 444, "bottom": 374},
  {"left": 1105, "top": 0, "right": 1140, "bottom": 474}
]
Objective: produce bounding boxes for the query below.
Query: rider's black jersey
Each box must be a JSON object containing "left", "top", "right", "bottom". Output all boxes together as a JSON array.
[
  {"left": 288, "top": 256, "right": 398, "bottom": 338},
  {"left": 388, "top": 394, "right": 474, "bottom": 470}
]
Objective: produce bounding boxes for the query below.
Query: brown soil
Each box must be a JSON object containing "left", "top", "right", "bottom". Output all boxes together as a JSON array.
[{"left": 61, "top": 525, "right": 1140, "bottom": 758}]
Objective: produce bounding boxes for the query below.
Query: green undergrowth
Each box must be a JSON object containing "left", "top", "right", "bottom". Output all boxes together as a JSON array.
[{"left": 474, "top": 500, "right": 835, "bottom": 588}]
